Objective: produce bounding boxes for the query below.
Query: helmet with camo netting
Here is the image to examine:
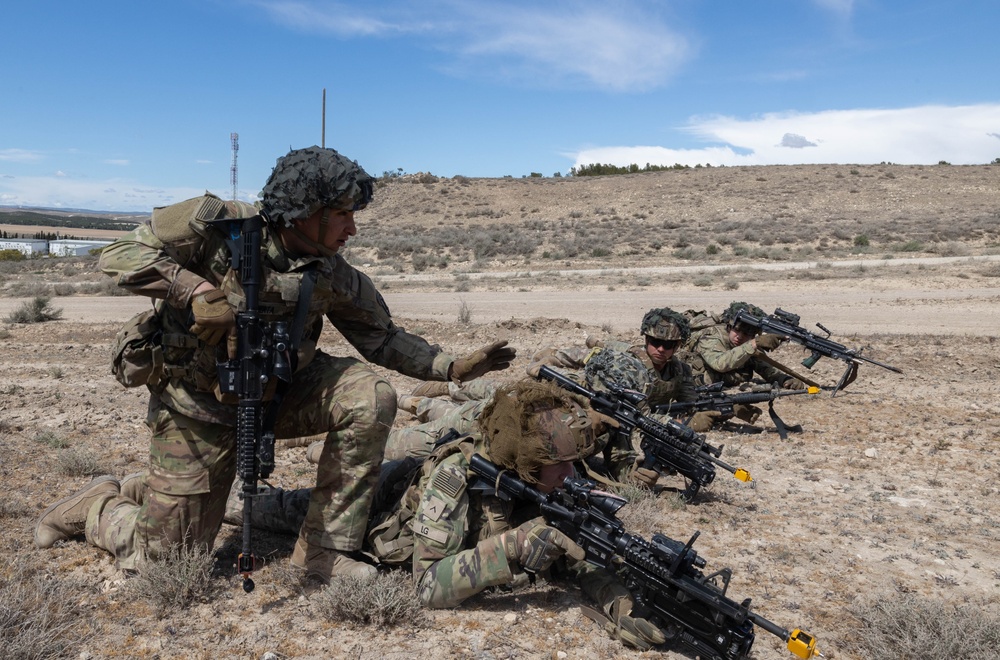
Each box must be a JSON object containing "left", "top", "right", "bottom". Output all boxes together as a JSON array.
[
  {"left": 478, "top": 380, "right": 597, "bottom": 485},
  {"left": 260, "top": 146, "right": 374, "bottom": 227},
  {"left": 583, "top": 347, "right": 654, "bottom": 396},
  {"left": 640, "top": 307, "right": 690, "bottom": 342},
  {"left": 722, "top": 301, "right": 765, "bottom": 335}
]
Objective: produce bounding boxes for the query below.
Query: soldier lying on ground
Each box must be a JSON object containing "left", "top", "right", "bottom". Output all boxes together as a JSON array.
[{"left": 219, "top": 379, "right": 669, "bottom": 651}]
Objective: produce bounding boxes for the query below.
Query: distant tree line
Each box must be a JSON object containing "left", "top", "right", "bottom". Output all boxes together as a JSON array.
[
  {"left": 571, "top": 162, "right": 704, "bottom": 176},
  {"left": 0, "top": 210, "right": 141, "bottom": 231}
]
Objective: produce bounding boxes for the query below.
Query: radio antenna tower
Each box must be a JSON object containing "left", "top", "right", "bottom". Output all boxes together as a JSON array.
[{"left": 230, "top": 132, "right": 239, "bottom": 201}]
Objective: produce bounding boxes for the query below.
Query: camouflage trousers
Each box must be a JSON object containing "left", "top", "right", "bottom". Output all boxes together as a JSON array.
[
  {"left": 385, "top": 399, "right": 487, "bottom": 461},
  {"left": 86, "top": 353, "right": 396, "bottom": 570}
]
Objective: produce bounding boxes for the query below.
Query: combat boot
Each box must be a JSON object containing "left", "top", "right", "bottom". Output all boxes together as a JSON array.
[
  {"left": 34, "top": 475, "right": 120, "bottom": 549},
  {"left": 290, "top": 536, "right": 376, "bottom": 583},
  {"left": 306, "top": 440, "right": 324, "bottom": 465},
  {"left": 410, "top": 381, "right": 450, "bottom": 398},
  {"left": 119, "top": 471, "right": 146, "bottom": 504}
]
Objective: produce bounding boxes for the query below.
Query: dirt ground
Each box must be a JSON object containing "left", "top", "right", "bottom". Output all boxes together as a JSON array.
[
  {"left": 1, "top": 163, "right": 999, "bottom": 659},
  {"left": 2, "top": 259, "right": 999, "bottom": 660}
]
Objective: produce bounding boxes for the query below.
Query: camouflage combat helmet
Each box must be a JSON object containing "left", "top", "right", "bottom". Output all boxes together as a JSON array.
[
  {"left": 260, "top": 146, "right": 374, "bottom": 227},
  {"left": 478, "top": 380, "right": 596, "bottom": 485},
  {"left": 722, "top": 301, "right": 765, "bottom": 330},
  {"left": 584, "top": 347, "right": 654, "bottom": 396},
  {"left": 640, "top": 307, "right": 690, "bottom": 343}
]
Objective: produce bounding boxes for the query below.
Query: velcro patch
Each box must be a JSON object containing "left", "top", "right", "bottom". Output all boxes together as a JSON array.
[
  {"left": 414, "top": 520, "right": 450, "bottom": 545},
  {"left": 431, "top": 465, "right": 466, "bottom": 500},
  {"left": 422, "top": 494, "right": 449, "bottom": 522}
]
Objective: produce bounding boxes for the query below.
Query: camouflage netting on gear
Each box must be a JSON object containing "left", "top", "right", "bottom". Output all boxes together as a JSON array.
[
  {"left": 479, "top": 380, "right": 596, "bottom": 484},
  {"left": 640, "top": 307, "right": 690, "bottom": 342},
  {"left": 260, "top": 146, "right": 375, "bottom": 227},
  {"left": 722, "top": 301, "right": 765, "bottom": 326},
  {"left": 584, "top": 347, "right": 653, "bottom": 395}
]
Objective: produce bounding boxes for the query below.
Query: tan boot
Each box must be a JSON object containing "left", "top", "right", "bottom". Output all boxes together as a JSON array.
[
  {"left": 34, "top": 475, "right": 120, "bottom": 549},
  {"left": 411, "top": 381, "right": 450, "bottom": 398},
  {"left": 397, "top": 395, "right": 421, "bottom": 415},
  {"left": 306, "top": 440, "right": 324, "bottom": 465},
  {"left": 290, "top": 536, "right": 376, "bottom": 583},
  {"left": 119, "top": 471, "right": 146, "bottom": 504}
]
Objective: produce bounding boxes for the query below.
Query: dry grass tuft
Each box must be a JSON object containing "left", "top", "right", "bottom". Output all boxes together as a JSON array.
[
  {"left": 123, "top": 543, "right": 221, "bottom": 616},
  {"left": 314, "top": 570, "right": 426, "bottom": 628},
  {"left": 0, "top": 561, "right": 95, "bottom": 658}
]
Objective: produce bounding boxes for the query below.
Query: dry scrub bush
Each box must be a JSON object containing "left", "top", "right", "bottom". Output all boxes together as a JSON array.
[
  {"left": 0, "top": 561, "right": 95, "bottom": 658},
  {"left": 4, "top": 296, "right": 63, "bottom": 323},
  {"left": 314, "top": 571, "right": 426, "bottom": 628},
  {"left": 844, "top": 592, "right": 1000, "bottom": 659},
  {"left": 57, "top": 447, "right": 103, "bottom": 477},
  {"left": 124, "top": 543, "right": 220, "bottom": 616}
]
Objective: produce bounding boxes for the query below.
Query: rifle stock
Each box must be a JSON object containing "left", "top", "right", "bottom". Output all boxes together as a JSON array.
[{"left": 468, "top": 453, "right": 819, "bottom": 660}]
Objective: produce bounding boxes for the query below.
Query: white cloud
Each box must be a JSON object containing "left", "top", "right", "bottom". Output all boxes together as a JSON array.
[
  {"left": 573, "top": 104, "right": 1000, "bottom": 169},
  {"left": 0, "top": 149, "right": 43, "bottom": 163},
  {"left": 0, "top": 175, "right": 205, "bottom": 212},
  {"left": 253, "top": 1, "right": 691, "bottom": 91}
]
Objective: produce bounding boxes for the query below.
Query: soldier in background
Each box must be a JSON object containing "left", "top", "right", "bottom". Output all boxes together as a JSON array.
[{"left": 34, "top": 146, "right": 514, "bottom": 584}]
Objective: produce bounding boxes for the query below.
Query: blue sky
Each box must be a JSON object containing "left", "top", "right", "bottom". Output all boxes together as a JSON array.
[{"left": 2, "top": 0, "right": 998, "bottom": 213}]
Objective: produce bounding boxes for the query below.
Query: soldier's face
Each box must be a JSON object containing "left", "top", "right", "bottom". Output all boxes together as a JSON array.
[
  {"left": 281, "top": 207, "right": 357, "bottom": 256},
  {"left": 645, "top": 336, "right": 678, "bottom": 369},
  {"left": 536, "top": 460, "right": 575, "bottom": 493},
  {"left": 729, "top": 324, "right": 755, "bottom": 347}
]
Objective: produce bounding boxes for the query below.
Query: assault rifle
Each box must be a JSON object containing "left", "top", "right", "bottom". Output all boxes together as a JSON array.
[
  {"left": 655, "top": 382, "right": 820, "bottom": 440},
  {"left": 212, "top": 215, "right": 293, "bottom": 593},
  {"left": 469, "top": 453, "right": 819, "bottom": 660},
  {"left": 735, "top": 307, "right": 902, "bottom": 396},
  {"left": 537, "top": 366, "right": 751, "bottom": 500}
]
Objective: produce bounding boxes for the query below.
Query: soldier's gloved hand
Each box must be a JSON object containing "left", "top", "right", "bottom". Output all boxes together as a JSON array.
[
  {"left": 783, "top": 377, "right": 808, "bottom": 390},
  {"left": 630, "top": 467, "right": 660, "bottom": 489},
  {"left": 687, "top": 410, "right": 723, "bottom": 432},
  {"left": 190, "top": 288, "right": 235, "bottom": 346},
  {"left": 598, "top": 586, "right": 667, "bottom": 650},
  {"left": 754, "top": 333, "right": 783, "bottom": 352},
  {"left": 503, "top": 518, "right": 585, "bottom": 573},
  {"left": 450, "top": 340, "right": 517, "bottom": 383},
  {"left": 732, "top": 403, "right": 762, "bottom": 424}
]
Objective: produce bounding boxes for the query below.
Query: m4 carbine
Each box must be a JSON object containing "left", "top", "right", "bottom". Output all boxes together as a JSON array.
[
  {"left": 468, "top": 453, "right": 820, "bottom": 660},
  {"left": 735, "top": 307, "right": 903, "bottom": 395},
  {"left": 537, "top": 365, "right": 751, "bottom": 500}
]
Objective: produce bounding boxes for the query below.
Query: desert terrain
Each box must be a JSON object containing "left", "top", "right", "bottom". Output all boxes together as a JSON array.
[{"left": 1, "top": 163, "right": 998, "bottom": 659}]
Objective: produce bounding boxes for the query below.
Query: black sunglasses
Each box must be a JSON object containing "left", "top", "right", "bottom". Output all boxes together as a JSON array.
[{"left": 646, "top": 337, "right": 680, "bottom": 350}]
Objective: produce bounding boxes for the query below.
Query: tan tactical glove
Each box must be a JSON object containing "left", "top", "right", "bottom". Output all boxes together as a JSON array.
[
  {"left": 783, "top": 377, "right": 808, "bottom": 390},
  {"left": 450, "top": 340, "right": 517, "bottom": 383},
  {"left": 190, "top": 288, "right": 236, "bottom": 346},
  {"left": 687, "top": 410, "right": 723, "bottom": 432},
  {"left": 630, "top": 466, "right": 660, "bottom": 489},
  {"left": 732, "top": 403, "right": 762, "bottom": 424},
  {"left": 595, "top": 583, "right": 668, "bottom": 650},
  {"left": 754, "top": 333, "right": 783, "bottom": 352},
  {"left": 502, "top": 518, "right": 585, "bottom": 573}
]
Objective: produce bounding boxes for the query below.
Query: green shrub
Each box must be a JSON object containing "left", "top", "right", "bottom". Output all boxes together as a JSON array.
[
  {"left": 0, "top": 249, "right": 25, "bottom": 261},
  {"left": 853, "top": 234, "right": 870, "bottom": 247},
  {"left": 5, "top": 296, "right": 63, "bottom": 323}
]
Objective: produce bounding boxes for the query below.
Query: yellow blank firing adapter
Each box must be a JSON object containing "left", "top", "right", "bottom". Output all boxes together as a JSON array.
[
  {"left": 787, "top": 628, "right": 820, "bottom": 658},
  {"left": 806, "top": 386, "right": 821, "bottom": 394},
  {"left": 733, "top": 468, "right": 752, "bottom": 483}
]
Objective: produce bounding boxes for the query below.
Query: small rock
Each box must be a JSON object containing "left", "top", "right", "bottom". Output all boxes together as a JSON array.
[
  {"left": 556, "top": 652, "right": 568, "bottom": 659},
  {"left": 864, "top": 448, "right": 879, "bottom": 458},
  {"left": 503, "top": 613, "right": 517, "bottom": 624},
  {"left": 262, "top": 653, "right": 279, "bottom": 660}
]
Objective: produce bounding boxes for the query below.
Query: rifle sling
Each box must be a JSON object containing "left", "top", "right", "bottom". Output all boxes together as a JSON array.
[
  {"left": 755, "top": 353, "right": 823, "bottom": 388},
  {"left": 766, "top": 399, "right": 802, "bottom": 441}
]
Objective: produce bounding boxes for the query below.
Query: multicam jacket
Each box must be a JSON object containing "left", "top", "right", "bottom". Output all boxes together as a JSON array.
[
  {"left": 408, "top": 437, "right": 616, "bottom": 608},
  {"left": 100, "top": 193, "right": 454, "bottom": 424},
  {"left": 591, "top": 339, "right": 696, "bottom": 408},
  {"left": 683, "top": 323, "right": 788, "bottom": 387}
]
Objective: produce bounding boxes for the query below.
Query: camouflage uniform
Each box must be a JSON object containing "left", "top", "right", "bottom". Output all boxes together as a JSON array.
[
  {"left": 682, "top": 308, "right": 790, "bottom": 388},
  {"left": 88, "top": 183, "right": 456, "bottom": 570}
]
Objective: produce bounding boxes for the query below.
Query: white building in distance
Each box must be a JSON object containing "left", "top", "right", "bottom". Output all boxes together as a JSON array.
[{"left": 49, "top": 239, "right": 114, "bottom": 256}]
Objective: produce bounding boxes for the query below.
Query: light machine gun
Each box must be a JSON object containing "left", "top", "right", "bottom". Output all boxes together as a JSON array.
[
  {"left": 655, "top": 382, "right": 821, "bottom": 440},
  {"left": 468, "top": 454, "right": 820, "bottom": 660},
  {"left": 735, "top": 307, "right": 903, "bottom": 395},
  {"left": 537, "top": 365, "right": 751, "bottom": 501},
  {"left": 210, "top": 215, "right": 293, "bottom": 593}
]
